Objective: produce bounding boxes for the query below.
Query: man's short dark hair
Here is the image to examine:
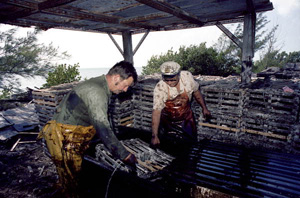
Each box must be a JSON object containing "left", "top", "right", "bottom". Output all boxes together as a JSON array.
[{"left": 107, "top": 61, "right": 138, "bottom": 84}]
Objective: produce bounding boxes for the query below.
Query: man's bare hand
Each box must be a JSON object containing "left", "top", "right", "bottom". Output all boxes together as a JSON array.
[{"left": 151, "top": 135, "right": 160, "bottom": 149}]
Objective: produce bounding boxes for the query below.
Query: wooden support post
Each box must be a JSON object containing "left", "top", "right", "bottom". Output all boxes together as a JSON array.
[
  {"left": 241, "top": 12, "right": 256, "bottom": 86},
  {"left": 122, "top": 31, "right": 134, "bottom": 64},
  {"left": 109, "top": 30, "right": 150, "bottom": 65}
]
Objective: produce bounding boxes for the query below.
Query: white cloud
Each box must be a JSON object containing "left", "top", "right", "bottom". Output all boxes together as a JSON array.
[{"left": 272, "top": 0, "right": 300, "bottom": 16}]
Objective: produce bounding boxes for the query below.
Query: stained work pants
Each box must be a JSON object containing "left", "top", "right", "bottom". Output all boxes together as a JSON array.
[{"left": 38, "top": 120, "right": 96, "bottom": 196}]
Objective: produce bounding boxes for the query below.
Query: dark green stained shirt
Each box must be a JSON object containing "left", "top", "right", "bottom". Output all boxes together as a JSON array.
[{"left": 53, "top": 75, "right": 129, "bottom": 159}]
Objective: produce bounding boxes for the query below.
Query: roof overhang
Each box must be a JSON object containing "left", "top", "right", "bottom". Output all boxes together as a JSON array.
[{"left": 0, "top": 0, "right": 273, "bottom": 35}]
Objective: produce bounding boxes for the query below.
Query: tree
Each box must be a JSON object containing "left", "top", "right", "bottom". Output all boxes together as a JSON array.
[
  {"left": 252, "top": 21, "right": 283, "bottom": 72},
  {"left": 177, "top": 44, "right": 237, "bottom": 76},
  {"left": 142, "top": 43, "right": 238, "bottom": 76},
  {"left": 141, "top": 49, "right": 179, "bottom": 75},
  {"left": 0, "top": 87, "right": 11, "bottom": 99},
  {"left": 42, "top": 63, "right": 81, "bottom": 88},
  {"left": 285, "top": 51, "right": 300, "bottom": 63},
  {"left": 213, "top": 13, "right": 280, "bottom": 73},
  {"left": 253, "top": 51, "right": 300, "bottom": 73},
  {"left": 0, "top": 26, "right": 69, "bottom": 94}
]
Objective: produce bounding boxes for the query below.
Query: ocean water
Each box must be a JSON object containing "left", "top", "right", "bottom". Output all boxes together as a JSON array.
[
  {"left": 19, "top": 67, "right": 143, "bottom": 91},
  {"left": 79, "top": 67, "right": 143, "bottom": 80}
]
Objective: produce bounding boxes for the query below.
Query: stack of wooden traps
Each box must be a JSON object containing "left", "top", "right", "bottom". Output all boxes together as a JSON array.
[
  {"left": 195, "top": 82, "right": 300, "bottom": 153},
  {"left": 31, "top": 77, "right": 300, "bottom": 154},
  {"left": 32, "top": 82, "right": 79, "bottom": 129},
  {"left": 242, "top": 89, "right": 299, "bottom": 139},
  {"left": 109, "top": 94, "right": 134, "bottom": 133},
  {"left": 131, "top": 79, "right": 159, "bottom": 131}
]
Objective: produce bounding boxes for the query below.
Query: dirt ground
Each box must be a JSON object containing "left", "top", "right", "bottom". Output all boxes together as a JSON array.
[{"left": 0, "top": 135, "right": 59, "bottom": 198}]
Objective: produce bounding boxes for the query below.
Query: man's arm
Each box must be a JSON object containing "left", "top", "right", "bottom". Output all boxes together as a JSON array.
[
  {"left": 83, "top": 87, "right": 131, "bottom": 160},
  {"left": 193, "top": 89, "right": 211, "bottom": 118},
  {"left": 151, "top": 109, "right": 162, "bottom": 146}
]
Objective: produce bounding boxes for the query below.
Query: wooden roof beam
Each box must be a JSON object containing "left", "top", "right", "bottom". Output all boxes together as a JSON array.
[
  {"left": 42, "top": 8, "right": 120, "bottom": 24},
  {"left": 0, "top": 0, "right": 77, "bottom": 21},
  {"left": 38, "top": 0, "right": 76, "bottom": 10},
  {"left": 0, "top": 0, "right": 36, "bottom": 9},
  {"left": 0, "top": 9, "right": 36, "bottom": 22},
  {"left": 0, "top": 0, "right": 120, "bottom": 24},
  {"left": 43, "top": 8, "right": 159, "bottom": 31},
  {"left": 0, "top": 0, "right": 77, "bottom": 10},
  {"left": 0, "top": 0, "right": 36, "bottom": 22},
  {"left": 136, "top": 0, "right": 204, "bottom": 27},
  {"left": 246, "top": 0, "right": 255, "bottom": 14}
]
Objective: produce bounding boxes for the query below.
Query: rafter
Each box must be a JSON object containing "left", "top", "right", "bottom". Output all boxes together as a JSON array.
[
  {"left": 0, "top": 0, "right": 36, "bottom": 9},
  {"left": 135, "top": 0, "right": 204, "bottom": 27},
  {"left": 246, "top": 0, "right": 255, "bottom": 13},
  {"left": 38, "top": 0, "right": 76, "bottom": 10},
  {"left": 42, "top": 8, "right": 120, "bottom": 24},
  {"left": 0, "top": 9, "right": 36, "bottom": 22}
]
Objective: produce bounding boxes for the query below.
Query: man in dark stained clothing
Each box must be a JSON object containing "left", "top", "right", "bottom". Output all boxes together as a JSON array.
[{"left": 38, "top": 61, "right": 138, "bottom": 197}]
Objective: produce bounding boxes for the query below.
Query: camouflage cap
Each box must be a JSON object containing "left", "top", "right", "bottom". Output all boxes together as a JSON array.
[{"left": 160, "top": 61, "right": 180, "bottom": 76}]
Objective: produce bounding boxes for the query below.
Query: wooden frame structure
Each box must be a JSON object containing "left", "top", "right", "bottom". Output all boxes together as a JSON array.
[{"left": 0, "top": 0, "right": 273, "bottom": 85}]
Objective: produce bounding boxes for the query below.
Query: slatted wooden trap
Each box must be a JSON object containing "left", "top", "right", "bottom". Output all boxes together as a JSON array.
[
  {"left": 32, "top": 82, "right": 79, "bottom": 129},
  {"left": 95, "top": 138, "right": 175, "bottom": 178}
]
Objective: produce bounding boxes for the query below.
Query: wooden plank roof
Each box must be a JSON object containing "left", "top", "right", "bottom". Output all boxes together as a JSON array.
[{"left": 0, "top": 0, "right": 273, "bottom": 34}]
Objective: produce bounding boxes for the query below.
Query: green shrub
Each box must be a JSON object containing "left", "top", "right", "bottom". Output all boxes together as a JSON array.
[
  {"left": 0, "top": 86, "right": 12, "bottom": 99},
  {"left": 42, "top": 63, "right": 81, "bottom": 88}
]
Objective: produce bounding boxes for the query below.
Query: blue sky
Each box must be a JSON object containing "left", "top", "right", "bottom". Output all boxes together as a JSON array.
[{"left": 2, "top": 0, "right": 300, "bottom": 69}]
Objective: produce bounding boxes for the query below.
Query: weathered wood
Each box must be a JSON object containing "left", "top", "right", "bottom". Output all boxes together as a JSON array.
[
  {"left": 124, "top": 145, "right": 157, "bottom": 172},
  {"left": 39, "top": 165, "right": 45, "bottom": 176},
  {"left": 18, "top": 132, "right": 39, "bottom": 135},
  {"left": 241, "top": 128, "right": 286, "bottom": 140},
  {"left": 108, "top": 33, "right": 123, "bottom": 56},
  {"left": 216, "top": 22, "right": 242, "bottom": 48},
  {"left": 31, "top": 76, "right": 300, "bottom": 154},
  {"left": 241, "top": 12, "right": 256, "bottom": 85},
  {"left": 199, "top": 122, "right": 287, "bottom": 140},
  {"left": 199, "top": 122, "right": 239, "bottom": 132},
  {"left": 19, "top": 140, "right": 36, "bottom": 144},
  {"left": 95, "top": 138, "right": 174, "bottom": 176},
  {"left": 133, "top": 30, "right": 150, "bottom": 55},
  {"left": 122, "top": 31, "right": 133, "bottom": 64},
  {"left": 10, "top": 138, "right": 21, "bottom": 151},
  {"left": 32, "top": 82, "right": 78, "bottom": 129},
  {"left": 0, "top": 0, "right": 273, "bottom": 35}
]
